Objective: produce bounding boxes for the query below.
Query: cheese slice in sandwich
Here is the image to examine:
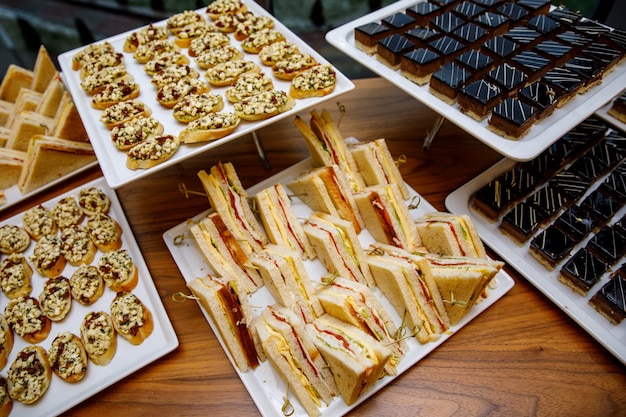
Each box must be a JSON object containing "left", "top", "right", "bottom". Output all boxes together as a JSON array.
[
  {"left": 303, "top": 211, "right": 374, "bottom": 288},
  {"left": 251, "top": 244, "right": 323, "bottom": 323},
  {"left": 255, "top": 305, "right": 337, "bottom": 417},
  {"left": 306, "top": 314, "right": 391, "bottom": 406},
  {"left": 18, "top": 135, "right": 96, "bottom": 194},
  {"left": 415, "top": 212, "right": 487, "bottom": 259},
  {"left": 0, "top": 148, "right": 26, "bottom": 189},
  {"left": 353, "top": 184, "right": 421, "bottom": 252},
  {"left": 254, "top": 183, "right": 315, "bottom": 259},
  {"left": 418, "top": 254, "right": 503, "bottom": 325},
  {"left": 187, "top": 275, "right": 264, "bottom": 373},
  {"left": 366, "top": 244, "right": 450, "bottom": 343},
  {"left": 349, "top": 138, "right": 409, "bottom": 199},
  {"left": 317, "top": 276, "right": 407, "bottom": 375},
  {"left": 189, "top": 212, "right": 264, "bottom": 294},
  {"left": 198, "top": 162, "right": 268, "bottom": 253},
  {"left": 296, "top": 108, "right": 364, "bottom": 192},
  {"left": 287, "top": 164, "right": 364, "bottom": 233}
]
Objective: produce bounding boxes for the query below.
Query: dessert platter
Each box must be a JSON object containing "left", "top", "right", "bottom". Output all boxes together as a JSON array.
[
  {"left": 164, "top": 158, "right": 515, "bottom": 417},
  {"left": 446, "top": 116, "right": 626, "bottom": 363},
  {"left": 326, "top": 0, "right": 626, "bottom": 161},
  {"left": 57, "top": 0, "right": 354, "bottom": 189},
  {"left": 0, "top": 177, "right": 178, "bottom": 416}
]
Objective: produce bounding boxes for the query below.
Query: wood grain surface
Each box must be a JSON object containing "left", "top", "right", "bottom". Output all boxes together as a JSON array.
[{"left": 2, "top": 77, "right": 625, "bottom": 417}]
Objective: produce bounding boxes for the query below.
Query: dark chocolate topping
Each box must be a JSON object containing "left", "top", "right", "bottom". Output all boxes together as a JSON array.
[
  {"left": 594, "top": 275, "right": 626, "bottom": 317},
  {"left": 582, "top": 190, "right": 622, "bottom": 223},
  {"left": 542, "top": 67, "right": 582, "bottom": 94},
  {"left": 501, "top": 201, "right": 545, "bottom": 238},
  {"left": 560, "top": 247, "right": 608, "bottom": 291},
  {"left": 587, "top": 223, "right": 626, "bottom": 264},
  {"left": 404, "top": 47, "right": 441, "bottom": 65},
  {"left": 527, "top": 14, "right": 560, "bottom": 34},
  {"left": 405, "top": 27, "right": 441, "bottom": 43},
  {"left": 432, "top": 62, "right": 472, "bottom": 88},
  {"left": 430, "top": 11, "right": 465, "bottom": 33},
  {"left": 379, "top": 33, "right": 415, "bottom": 54},
  {"left": 488, "top": 62, "right": 527, "bottom": 89},
  {"left": 549, "top": 169, "right": 590, "bottom": 201},
  {"left": 512, "top": 50, "right": 551, "bottom": 73},
  {"left": 505, "top": 25, "right": 542, "bottom": 45},
  {"left": 456, "top": 49, "right": 494, "bottom": 71},
  {"left": 474, "top": 11, "right": 509, "bottom": 29},
  {"left": 526, "top": 184, "right": 567, "bottom": 217},
  {"left": 461, "top": 79, "right": 501, "bottom": 104},
  {"left": 406, "top": 2, "right": 440, "bottom": 17},
  {"left": 535, "top": 40, "right": 573, "bottom": 58},
  {"left": 531, "top": 224, "right": 577, "bottom": 264},
  {"left": 382, "top": 12, "right": 416, "bottom": 30},
  {"left": 428, "top": 35, "right": 465, "bottom": 57},
  {"left": 483, "top": 35, "right": 519, "bottom": 58},
  {"left": 453, "top": 23, "right": 488, "bottom": 44},
  {"left": 519, "top": 81, "right": 558, "bottom": 110},
  {"left": 556, "top": 31, "right": 592, "bottom": 48},
  {"left": 453, "top": 1, "right": 485, "bottom": 19},
  {"left": 497, "top": 2, "right": 529, "bottom": 21},
  {"left": 356, "top": 22, "right": 390, "bottom": 37},
  {"left": 555, "top": 204, "right": 597, "bottom": 241}
]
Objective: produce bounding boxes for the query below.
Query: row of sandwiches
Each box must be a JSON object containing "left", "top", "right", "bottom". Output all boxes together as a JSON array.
[
  {"left": 0, "top": 45, "right": 95, "bottom": 201},
  {"left": 183, "top": 110, "right": 503, "bottom": 416}
]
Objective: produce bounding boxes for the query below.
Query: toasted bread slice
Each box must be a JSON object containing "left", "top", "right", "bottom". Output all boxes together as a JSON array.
[
  {"left": 0, "top": 65, "right": 33, "bottom": 102},
  {"left": 31, "top": 45, "right": 58, "bottom": 93}
]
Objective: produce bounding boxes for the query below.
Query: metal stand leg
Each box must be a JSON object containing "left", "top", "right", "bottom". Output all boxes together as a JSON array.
[
  {"left": 423, "top": 115, "right": 445, "bottom": 150},
  {"left": 252, "top": 130, "right": 270, "bottom": 170}
]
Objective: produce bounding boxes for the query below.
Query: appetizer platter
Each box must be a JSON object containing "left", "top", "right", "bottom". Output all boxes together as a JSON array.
[
  {"left": 164, "top": 157, "right": 515, "bottom": 417},
  {"left": 446, "top": 118, "right": 626, "bottom": 364},
  {"left": 0, "top": 177, "right": 178, "bottom": 416},
  {"left": 325, "top": 0, "right": 626, "bottom": 161},
  {"left": 57, "top": 0, "right": 354, "bottom": 189}
]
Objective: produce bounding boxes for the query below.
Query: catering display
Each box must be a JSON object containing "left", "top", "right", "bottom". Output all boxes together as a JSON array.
[
  {"left": 446, "top": 115, "right": 626, "bottom": 363},
  {"left": 165, "top": 108, "right": 514, "bottom": 416},
  {"left": 0, "top": 46, "right": 97, "bottom": 211},
  {"left": 326, "top": 0, "right": 626, "bottom": 160},
  {"left": 0, "top": 177, "right": 178, "bottom": 416},
  {"left": 57, "top": 0, "right": 354, "bottom": 189}
]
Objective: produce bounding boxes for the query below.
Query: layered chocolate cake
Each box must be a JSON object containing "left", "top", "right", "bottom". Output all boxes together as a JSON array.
[
  {"left": 474, "top": 11, "right": 510, "bottom": 36},
  {"left": 534, "top": 40, "right": 574, "bottom": 66},
  {"left": 558, "top": 247, "right": 609, "bottom": 295},
  {"left": 548, "top": 169, "right": 590, "bottom": 203},
  {"left": 581, "top": 189, "right": 622, "bottom": 224},
  {"left": 405, "top": 27, "right": 442, "bottom": 49},
  {"left": 452, "top": 23, "right": 489, "bottom": 49},
  {"left": 428, "top": 35, "right": 466, "bottom": 63},
  {"left": 499, "top": 200, "right": 546, "bottom": 244},
  {"left": 354, "top": 22, "right": 391, "bottom": 54},
  {"left": 526, "top": 183, "right": 569, "bottom": 219},
  {"left": 497, "top": 2, "right": 529, "bottom": 23},
  {"left": 511, "top": 50, "right": 552, "bottom": 82},
  {"left": 452, "top": 1, "right": 485, "bottom": 20},
  {"left": 589, "top": 274, "right": 626, "bottom": 325},
  {"left": 517, "top": 0, "right": 552, "bottom": 17},
  {"left": 400, "top": 48, "right": 442, "bottom": 85},
  {"left": 406, "top": 2, "right": 442, "bottom": 26},
  {"left": 458, "top": 79, "right": 502, "bottom": 120},
  {"left": 518, "top": 81, "right": 559, "bottom": 118},
  {"left": 377, "top": 33, "right": 415, "bottom": 68},
  {"left": 599, "top": 163, "right": 626, "bottom": 202},
  {"left": 483, "top": 35, "right": 520, "bottom": 62},
  {"left": 455, "top": 49, "right": 494, "bottom": 79},
  {"left": 541, "top": 66, "right": 583, "bottom": 107},
  {"left": 530, "top": 224, "right": 577, "bottom": 270},
  {"left": 381, "top": 12, "right": 416, "bottom": 34},
  {"left": 487, "top": 62, "right": 528, "bottom": 93},
  {"left": 504, "top": 25, "right": 542, "bottom": 48},
  {"left": 430, "top": 11, "right": 465, "bottom": 33},
  {"left": 554, "top": 204, "right": 597, "bottom": 241},
  {"left": 608, "top": 90, "right": 626, "bottom": 124},
  {"left": 562, "top": 55, "right": 604, "bottom": 92},
  {"left": 527, "top": 14, "right": 560, "bottom": 35},
  {"left": 586, "top": 223, "right": 626, "bottom": 265},
  {"left": 429, "top": 61, "right": 472, "bottom": 103},
  {"left": 488, "top": 96, "right": 537, "bottom": 139}
]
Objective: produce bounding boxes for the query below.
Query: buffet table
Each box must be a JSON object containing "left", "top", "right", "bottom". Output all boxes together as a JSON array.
[{"left": 2, "top": 77, "right": 624, "bottom": 416}]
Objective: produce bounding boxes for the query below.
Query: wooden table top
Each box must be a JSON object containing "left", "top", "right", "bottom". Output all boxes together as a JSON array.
[{"left": 2, "top": 77, "right": 625, "bottom": 416}]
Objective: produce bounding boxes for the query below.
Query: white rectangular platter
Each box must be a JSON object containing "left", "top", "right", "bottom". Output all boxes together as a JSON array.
[
  {"left": 57, "top": 1, "right": 354, "bottom": 189},
  {"left": 164, "top": 158, "right": 515, "bottom": 417},
  {"left": 0, "top": 177, "right": 179, "bottom": 417},
  {"left": 445, "top": 158, "right": 626, "bottom": 364},
  {"left": 325, "top": 0, "right": 626, "bottom": 161}
]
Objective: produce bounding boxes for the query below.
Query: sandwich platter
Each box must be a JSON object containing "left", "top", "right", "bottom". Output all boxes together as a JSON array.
[
  {"left": 325, "top": 0, "right": 626, "bottom": 161},
  {"left": 57, "top": 1, "right": 354, "bottom": 190},
  {"left": 0, "top": 176, "right": 178, "bottom": 416},
  {"left": 164, "top": 158, "right": 515, "bottom": 417}
]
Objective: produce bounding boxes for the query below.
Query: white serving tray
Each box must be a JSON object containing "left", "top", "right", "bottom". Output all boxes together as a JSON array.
[
  {"left": 446, "top": 158, "right": 626, "bottom": 364},
  {"left": 164, "top": 158, "right": 515, "bottom": 417},
  {"left": 325, "top": 0, "right": 626, "bottom": 161},
  {"left": 57, "top": 1, "right": 354, "bottom": 189},
  {"left": 595, "top": 95, "right": 626, "bottom": 133},
  {"left": 0, "top": 177, "right": 179, "bottom": 416}
]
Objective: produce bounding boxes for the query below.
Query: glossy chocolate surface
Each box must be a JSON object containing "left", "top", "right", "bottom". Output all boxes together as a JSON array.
[
  {"left": 560, "top": 247, "right": 608, "bottom": 293},
  {"left": 530, "top": 224, "right": 577, "bottom": 265},
  {"left": 555, "top": 204, "right": 597, "bottom": 241}
]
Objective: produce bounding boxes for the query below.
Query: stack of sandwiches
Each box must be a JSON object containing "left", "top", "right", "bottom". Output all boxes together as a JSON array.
[
  {"left": 0, "top": 45, "right": 94, "bottom": 200},
  {"left": 185, "top": 109, "right": 505, "bottom": 414}
]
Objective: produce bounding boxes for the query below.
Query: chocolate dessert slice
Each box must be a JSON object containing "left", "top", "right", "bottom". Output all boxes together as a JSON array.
[
  {"left": 487, "top": 62, "right": 527, "bottom": 92},
  {"left": 559, "top": 247, "right": 609, "bottom": 295},
  {"left": 530, "top": 224, "right": 577, "bottom": 270},
  {"left": 483, "top": 35, "right": 520, "bottom": 61},
  {"left": 518, "top": 81, "right": 560, "bottom": 118},
  {"left": 430, "top": 11, "right": 465, "bottom": 33},
  {"left": 497, "top": 2, "right": 529, "bottom": 23},
  {"left": 590, "top": 274, "right": 626, "bottom": 325},
  {"left": 428, "top": 35, "right": 466, "bottom": 63},
  {"left": 511, "top": 50, "right": 551, "bottom": 82},
  {"left": 555, "top": 204, "right": 597, "bottom": 241},
  {"left": 377, "top": 33, "right": 415, "bottom": 68},
  {"left": 541, "top": 66, "right": 582, "bottom": 107},
  {"left": 474, "top": 11, "right": 510, "bottom": 36},
  {"left": 534, "top": 40, "right": 574, "bottom": 66},
  {"left": 581, "top": 189, "right": 622, "bottom": 224},
  {"left": 406, "top": 2, "right": 442, "bottom": 26},
  {"left": 355, "top": 22, "right": 391, "bottom": 54},
  {"left": 562, "top": 55, "right": 604, "bottom": 92},
  {"left": 452, "top": 1, "right": 485, "bottom": 20},
  {"left": 527, "top": 14, "right": 560, "bottom": 35},
  {"left": 499, "top": 201, "right": 546, "bottom": 244},
  {"left": 525, "top": 183, "right": 568, "bottom": 219},
  {"left": 599, "top": 163, "right": 626, "bottom": 202},
  {"left": 400, "top": 48, "right": 443, "bottom": 85},
  {"left": 429, "top": 61, "right": 472, "bottom": 103},
  {"left": 405, "top": 27, "right": 442, "bottom": 49},
  {"left": 452, "top": 23, "right": 489, "bottom": 49},
  {"left": 586, "top": 223, "right": 626, "bottom": 265},
  {"left": 381, "top": 12, "right": 416, "bottom": 34},
  {"left": 458, "top": 79, "right": 502, "bottom": 120},
  {"left": 548, "top": 169, "right": 590, "bottom": 203},
  {"left": 504, "top": 25, "right": 542, "bottom": 48},
  {"left": 517, "top": 0, "right": 552, "bottom": 16},
  {"left": 488, "top": 96, "right": 537, "bottom": 139},
  {"left": 455, "top": 49, "right": 494, "bottom": 79}
]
